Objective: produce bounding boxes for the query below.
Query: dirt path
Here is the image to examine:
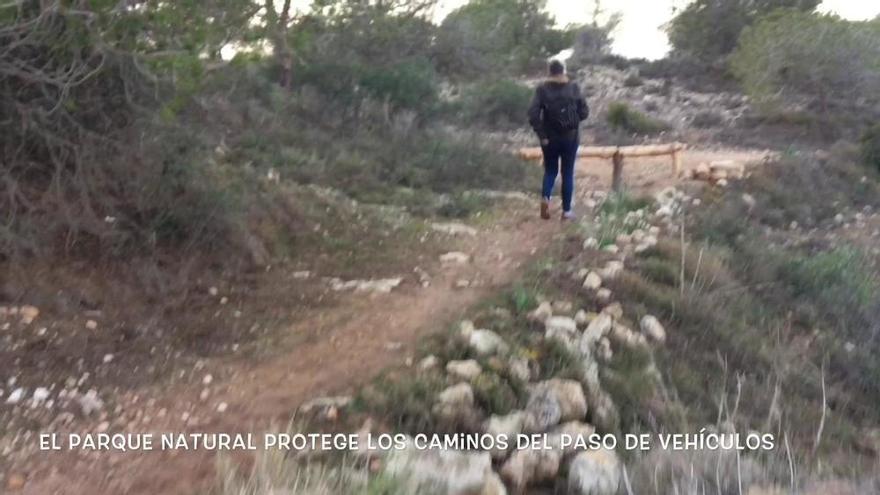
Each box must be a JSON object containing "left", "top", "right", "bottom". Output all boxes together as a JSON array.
[{"left": 15, "top": 146, "right": 769, "bottom": 495}]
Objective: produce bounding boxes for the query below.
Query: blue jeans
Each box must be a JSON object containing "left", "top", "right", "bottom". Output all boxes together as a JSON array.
[{"left": 541, "top": 137, "right": 579, "bottom": 212}]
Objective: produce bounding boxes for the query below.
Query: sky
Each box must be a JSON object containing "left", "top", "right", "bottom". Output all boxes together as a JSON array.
[{"left": 435, "top": 0, "right": 880, "bottom": 60}]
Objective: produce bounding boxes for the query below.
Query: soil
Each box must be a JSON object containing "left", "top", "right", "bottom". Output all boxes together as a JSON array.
[{"left": 3, "top": 146, "right": 770, "bottom": 495}]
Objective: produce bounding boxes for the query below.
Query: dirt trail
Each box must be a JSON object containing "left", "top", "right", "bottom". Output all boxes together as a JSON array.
[{"left": 18, "top": 147, "right": 768, "bottom": 495}]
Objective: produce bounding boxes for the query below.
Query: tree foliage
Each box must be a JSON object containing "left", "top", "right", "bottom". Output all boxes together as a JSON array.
[
  {"left": 730, "top": 11, "right": 880, "bottom": 108},
  {"left": 667, "top": 0, "right": 820, "bottom": 62},
  {"left": 434, "top": 0, "right": 574, "bottom": 78}
]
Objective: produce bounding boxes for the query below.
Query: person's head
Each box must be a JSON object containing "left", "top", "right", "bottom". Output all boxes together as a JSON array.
[{"left": 548, "top": 59, "right": 565, "bottom": 76}]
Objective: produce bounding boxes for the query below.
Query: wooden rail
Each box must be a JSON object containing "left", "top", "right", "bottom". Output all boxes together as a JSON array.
[{"left": 517, "top": 143, "right": 686, "bottom": 191}]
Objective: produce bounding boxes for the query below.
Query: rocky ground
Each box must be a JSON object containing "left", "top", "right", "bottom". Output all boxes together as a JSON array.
[{"left": 2, "top": 62, "right": 877, "bottom": 494}]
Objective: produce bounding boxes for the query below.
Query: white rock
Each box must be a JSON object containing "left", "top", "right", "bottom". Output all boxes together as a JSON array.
[
  {"left": 434, "top": 382, "right": 475, "bottom": 421},
  {"left": 500, "top": 448, "right": 562, "bottom": 491},
  {"left": 19, "top": 306, "right": 39, "bottom": 325},
  {"left": 5, "top": 388, "right": 25, "bottom": 404},
  {"left": 483, "top": 411, "right": 525, "bottom": 459},
  {"left": 523, "top": 379, "right": 587, "bottom": 433},
  {"left": 598, "top": 260, "right": 624, "bottom": 280},
  {"left": 418, "top": 355, "right": 440, "bottom": 371},
  {"left": 459, "top": 320, "right": 476, "bottom": 337},
  {"left": 611, "top": 323, "right": 648, "bottom": 349},
  {"left": 582, "top": 271, "right": 602, "bottom": 290},
  {"left": 86, "top": 320, "right": 98, "bottom": 330},
  {"left": 602, "top": 302, "right": 624, "bottom": 319},
  {"left": 551, "top": 300, "right": 574, "bottom": 314},
  {"left": 583, "top": 313, "right": 613, "bottom": 345},
  {"left": 508, "top": 357, "right": 531, "bottom": 382},
  {"left": 574, "top": 310, "right": 590, "bottom": 327},
  {"left": 216, "top": 402, "right": 228, "bottom": 413},
  {"left": 78, "top": 390, "right": 104, "bottom": 416},
  {"left": 596, "top": 288, "right": 612, "bottom": 302},
  {"left": 544, "top": 316, "right": 578, "bottom": 349},
  {"left": 103, "top": 354, "right": 114, "bottom": 364},
  {"left": 583, "top": 237, "right": 599, "bottom": 249},
  {"left": 527, "top": 302, "right": 553, "bottom": 323},
  {"left": 300, "top": 396, "right": 353, "bottom": 414},
  {"left": 386, "top": 444, "right": 496, "bottom": 494},
  {"left": 32, "top": 387, "right": 50, "bottom": 403},
  {"left": 431, "top": 222, "right": 478, "bottom": 237},
  {"left": 640, "top": 315, "right": 667, "bottom": 343},
  {"left": 440, "top": 251, "right": 470, "bottom": 264},
  {"left": 446, "top": 360, "right": 482, "bottom": 381},
  {"left": 330, "top": 277, "right": 403, "bottom": 293},
  {"left": 469, "top": 329, "right": 509, "bottom": 356},
  {"left": 597, "top": 338, "right": 613, "bottom": 361},
  {"left": 567, "top": 448, "right": 621, "bottom": 495}
]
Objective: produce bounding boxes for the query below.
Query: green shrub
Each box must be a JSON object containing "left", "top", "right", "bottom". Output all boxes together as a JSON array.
[
  {"left": 623, "top": 73, "right": 644, "bottom": 88},
  {"left": 778, "top": 248, "right": 877, "bottom": 321},
  {"left": 861, "top": 124, "right": 880, "bottom": 172},
  {"left": 434, "top": 0, "right": 573, "bottom": 78},
  {"left": 606, "top": 102, "right": 671, "bottom": 135},
  {"left": 668, "top": 0, "right": 820, "bottom": 62},
  {"left": 691, "top": 110, "right": 724, "bottom": 128},
  {"left": 459, "top": 80, "right": 532, "bottom": 127},
  {"left": 359, "top": 58, "right": 439, "bottom": 113},
  {"left": 731, "top": 11, "right": 880, "bottom": 109}
]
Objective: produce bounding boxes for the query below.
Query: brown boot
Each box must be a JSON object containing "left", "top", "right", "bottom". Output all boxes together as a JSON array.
[{"left": 540, "top": 198, "right": 551, "bottom": 220}]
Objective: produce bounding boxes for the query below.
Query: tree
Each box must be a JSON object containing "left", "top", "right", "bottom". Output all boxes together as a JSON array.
[
  {"left": 667, "top": 0, "right": 821, "bottom": 62},
  {"left": 434, "top": 0, "right": 574, "bottom": 78},
  {"left": 568, "top": 0, "right": 621, "bottom": 68},
  {"left": 730, "top": 11, "right": 880, "bottom": 110}
]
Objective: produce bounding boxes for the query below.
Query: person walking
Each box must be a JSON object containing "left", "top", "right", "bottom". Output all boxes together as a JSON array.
[{"left": 527, "top": 60, "right": 589, "bottom": 220}]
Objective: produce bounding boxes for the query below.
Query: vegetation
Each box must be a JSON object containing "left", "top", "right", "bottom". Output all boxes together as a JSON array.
[
  {"left": 731, "top": 11, "right": 880, "bottom": 110},
  {"left": 606, "top": 102, "right": 671, "bottom": 135},
  {"left": 0, "top": 0, "right": 551, "bottom": 260},
  {"left": 862, "top": 124, "right": 880, "bottom": 172},
  {"left": 456, "top": 80, "right": 533, "bottom": 128},
  {"left": 434, "top": 0, "right": 575, "bottom": 78},
  {"left": 667, "top": 0, "right": 821, "bottom": 62}
]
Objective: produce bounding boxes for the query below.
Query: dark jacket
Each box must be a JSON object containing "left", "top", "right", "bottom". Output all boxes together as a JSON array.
[{"left": 528, "top": 75, "right": 589, "bottom": 141}]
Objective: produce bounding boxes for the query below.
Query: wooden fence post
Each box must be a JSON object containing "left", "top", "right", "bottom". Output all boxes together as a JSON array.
[{"left": 612, "top": 150, "right": 624, "bottom": 192}]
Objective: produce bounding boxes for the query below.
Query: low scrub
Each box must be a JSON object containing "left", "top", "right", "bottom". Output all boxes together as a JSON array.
[
  {"left": 455, "top": 80, "right": 532, "bottom": 128},
  {"left": 861, "top": 124, "right": 880, "bottom": 172},
  {"left": 606, "top": 102, "right": 671, "bottom": 135}
]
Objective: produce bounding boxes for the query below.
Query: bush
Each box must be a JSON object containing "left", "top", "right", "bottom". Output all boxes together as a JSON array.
[
  {"left": 606, "top": 102, "right": 671, "bottom": 135},
  {"left": 691, "top": 110, "right": 725, "bottom": 128},
  {"left": 567, "top": 15, "right": 621, "bottom": 69},
  {"left": 668, "top": 0, "right": 820, "bottom": 62},
  {"left": 434, "top": 0, "right": 573, "bottom": 78},
  {"left": 622, "top": 73, "right": 644, "bottom": 88},
  {"left": 458, "top": 80, "right": 533, "bottom": 127},
  {"left": 861, "top": 124, "right": 880, "bottom": 172},
  {"left": 731, "top": 11, "right": 880, "bottom": 109},
  {"left": 0, "top": 7, "right": 231, "bottom": 258}
]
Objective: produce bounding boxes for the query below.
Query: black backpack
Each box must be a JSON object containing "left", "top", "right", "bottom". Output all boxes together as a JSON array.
[{"left": 543, "top": 86, "right": 579, "bottom": 133}]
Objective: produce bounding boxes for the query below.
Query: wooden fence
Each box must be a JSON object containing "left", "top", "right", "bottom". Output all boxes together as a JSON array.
[{"left": 517, "top": 143, "right": 686, "bottom": 191}]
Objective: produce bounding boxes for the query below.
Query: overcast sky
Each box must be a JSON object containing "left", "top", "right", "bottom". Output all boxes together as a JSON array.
[{"left": 434, "top": 0, "right": 880, "bottom": 60}]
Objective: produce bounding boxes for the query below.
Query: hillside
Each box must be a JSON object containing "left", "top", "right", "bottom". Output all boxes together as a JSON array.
[{"left": 2, "top": 1, "right": 880, "bottom": 494}]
